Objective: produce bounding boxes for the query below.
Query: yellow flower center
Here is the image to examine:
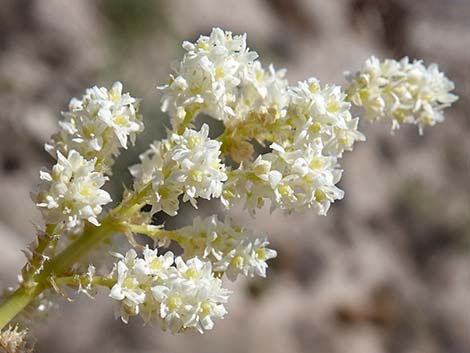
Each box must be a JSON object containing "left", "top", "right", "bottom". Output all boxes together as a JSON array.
[
  {"left": 185, "top": 267, "right": 199, "bottom": 280},
  {"left": 201, "top": 302, "right": 212, "bottom": 315},
  {"left": 278, "top": 184, "right": 291, "bottom": 196},
  {"left": 190, "top": 169, "right": 203, "bottom": 182},
  {"left": 187, "top": 136, "right": 202, "bottom": 148},
  {"left": 113, "top": 114, "right": 128, "bottom": 126},
  {"left": 80, "top": 185, "right": 93, "bottom": 196},
  {"left": 338, "top": 135, "right": 350, "bottom": 145},
  {"left": 327, "top": 100, "right": 340, "bottom": 113},
  {"left": 197, "top": 41, "right": 210, "bottom": 50},
  {"left": 309, "top": 82, "right": 320, "bottom": 93},
  {"left": 359, "top": 88, "right": 369, "bottom": 101},
  {"left": 256, "top": 248, "right": 266, "bottom": 260},
  {"left": 423, "top": 115, "right": 434, "bottom": 125},
  {"left": 158, "top": 186, "right": 171, "bottom": 199},
  {"left": 309, "top": 122, "right": 322, "bottom": 134},
  {"left": 310, "top": 157, "right": 323, "bottom": 169},
  {"left": 109, "top": 90, "right": 120, "bottom": 102},
  {"left": 123, "top": 278, "right": 137, "bottom": 290},
  {"left": 150, "top": 258, "right": 162, "bottom": 271},
  {"left": 215, "top": 66, "right": 225, "bottom": 79},
  {"left": 232, "top": 255, "right": 244, "bottom": 268},
  {"left": 168, "top": 296, "right": 183, "bottom": 310},
  {"left": 394, "top": 110, "right": 406, "bottom": 122},
  {"left": 314, "top": 189, "right": 326, "bottom": 202}
]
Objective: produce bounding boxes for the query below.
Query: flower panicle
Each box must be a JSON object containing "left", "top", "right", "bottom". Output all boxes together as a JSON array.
[
  {"left": 109, "top": 247, "right": 230, "bottom": 334},
  {"left": 346, "top": 56, "right": 458, "bottom": 133},
  {"left": 13, "top": 28, "right": 457, "bottom": 339},
  {"left": 33, "top": 82, "right": 145, "bottom": 235},
  {"left": 46, "top": 81, "right": 144, "bottom": 173}
]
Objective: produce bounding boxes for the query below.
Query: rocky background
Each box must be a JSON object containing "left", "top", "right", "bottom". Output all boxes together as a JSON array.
[{"left": 0, "top": 0, "right": 469, "bottom": 352}]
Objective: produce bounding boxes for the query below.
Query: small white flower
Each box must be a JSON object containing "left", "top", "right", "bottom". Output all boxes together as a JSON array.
[
  {"left": 109, "top": 249, "right": 230, "bottom": 333},
  {"left": 288, "top": 78, "right": 365, "bottom": 158},
  {"left": 33, "top": 150, "right": 111, "bottom": 232},
  {"left": 109, "top": 249, "right": 149, "bottom": 323},
  {"left": 139, "top": 246, "right": 174, "bottom": 277},
  {"left": 178, "top": 216, "right": 277, "bottom": 280},
  {"left": 222, "top": 139, "right": 344, "bottom": 215},
  {"left": 153, "top": 256, "right": 230, "bottom": 334},
  {"left": 224, "top": 237, "right": 278, "bottom": 281},
  {"left": 97, "top": 82, "right": 143, "bottom": 148},
  {"left": 169, "top": 124, "right": 227, "bottom": 206},
  {"left": 346, "top": 56, "right": 458, "bottom": 133},
  {"left": 46, "top": 82, "right": 143, "bottom": 173},
  {"left": 159, "top": 28, "right": 258, "bottom": 129},
  {"left": 130, "top": 124, "right": 227, "bottom": 216}
]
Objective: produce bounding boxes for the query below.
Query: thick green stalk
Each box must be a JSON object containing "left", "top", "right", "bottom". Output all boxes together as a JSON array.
[
  {"left": 0, "top": 286, "right": 43, "bottom": 330},
  {"left": 0, "top": 181, "right": 153, "bottom": 331},
  {"left": 126, "top": 223, "right": 182, "bottom": 242},
  {"left": 36, "top": 216, "right": 120, "bottom": 283},
  {"left": 0, "top": 183, "right": 153, "bottom": 331},
  {"left": 0, "top": 215, "right": 120, "bottom": 331}
]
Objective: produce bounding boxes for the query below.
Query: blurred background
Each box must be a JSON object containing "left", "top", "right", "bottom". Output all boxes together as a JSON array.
[{"left": 0, "top": 0, "right": 469, "bottom": 352}]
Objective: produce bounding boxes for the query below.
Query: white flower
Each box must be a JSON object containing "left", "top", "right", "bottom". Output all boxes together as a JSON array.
[
  {"left": 221, "top": 63, "right": 290, "bottom": 162},
  {"left": 169, "top": 124, "right": 227, "bottom": 206},
  {"left": 130, "top": 124, "right": 227, "bottom": 216},
  {"left": 46, "top": 82, "right": 143, "bottom": 173},
  {"left": 178, "top": 216, "right": 277, "bottom": 280},
  {"left": 222, "top": 138, "right": 344, "bottom": 215},
  {"left": 218, "top": 77, "right": 362, "bottom": 216},
  {"left": 230, "top": 62, "right": 289, "bottom": 126},
  {"left": 110, "top": 249, "right": 231, "bottom": 333},
  {"left": 110, "top": 249, "right": 148, "bottom": 323},
  {"left": 139, "top": 246, "right": 174, "bottom": 277},
  {"left": 223, "top": 237, "right": 277, "bottom": 281},
  {"left": 346, "top": 56, "right": 458, "bottom": 133},
  {"left": 33, "top": 150, "right": 111, "bottom": 232},
  {"left": 159, "top": 28, "right": 258, "bottom": 129},
  {"left": 288, "top": 78, "right": 365, "bottom": 158}
]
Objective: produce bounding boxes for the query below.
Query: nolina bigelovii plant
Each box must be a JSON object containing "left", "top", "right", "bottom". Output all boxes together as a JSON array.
[{"left": 0, "top": 28, "right": 458, "bottom": 351}]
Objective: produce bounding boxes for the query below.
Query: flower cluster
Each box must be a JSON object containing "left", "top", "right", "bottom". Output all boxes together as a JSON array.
[
  {"left": 222, "top": 62, "right": 290, "bottom": 157},
  {"left": 33, "top": 82, "right": 143, "bottom": 234},
  {"left": 346, "top": 56, "right": 458, "bottom": 132},
  {"left": 223, "top": 140, "right": 344, "bottom": 215},
  {"left": 221, "top": 78, "right": 364, "bottom": 215},
  {"left": 33, "top": 150, "right": 111, "bottom": 232},
  {"left": 109, "top": 247, "right": 230, "bottom": 334},
  {"left": 47, "top": 81, "right": 143, "bottom": 173},
  {"left": 130, "top": 124, "right": 227, "bottom": 216},
  {"left": 160, "top": 28, "right": 365, "bottom": 216},
  {"left": 287, "top": 78, "right": 365, "bottom": 156},
  {"left": 160, "top": 28, "right": 290, "bottom": 159},
  {"left": 178, "top": 216, "right": 277, "bottom": 280},
  {"left": 160, "top": 28, "right": 259, "bottom": 130},
  {"left": 13, "top": 27, "right": 458, "bottom": 343}
]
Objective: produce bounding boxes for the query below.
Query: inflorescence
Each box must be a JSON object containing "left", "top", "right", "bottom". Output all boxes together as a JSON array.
[
  {"left": 0, "top": 28, "right": 457, "bottom": 338},
  {"left": 346, "top": 56, "right": 458, "bottom": 133}
]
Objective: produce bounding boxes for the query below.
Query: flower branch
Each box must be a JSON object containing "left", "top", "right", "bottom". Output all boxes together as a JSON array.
[{"left": 0, "top": 27, "right": 457, "bottom": 344}]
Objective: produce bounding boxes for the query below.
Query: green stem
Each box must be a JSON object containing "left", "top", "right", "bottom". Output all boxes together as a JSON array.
[
  {"left": 21, "top": 224, "right": 59, "bottom": 285},
  {"left": 36, "top": 216, "right": 120, "bottom": 283},
  {"left": 0, "top": 286, "right": 43, "bottom": 330},
  {"left": 126, "top": 223, "right": 183, "bottom": 242},
  {"left": 176, "top": 108, "right": 196, "bottom": 135},
  {"left": 0, "top": 216, "right": 120, "bottom": 331},
  {"left": 0, "top": 183, "right": 153, "bottom": 330}
]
